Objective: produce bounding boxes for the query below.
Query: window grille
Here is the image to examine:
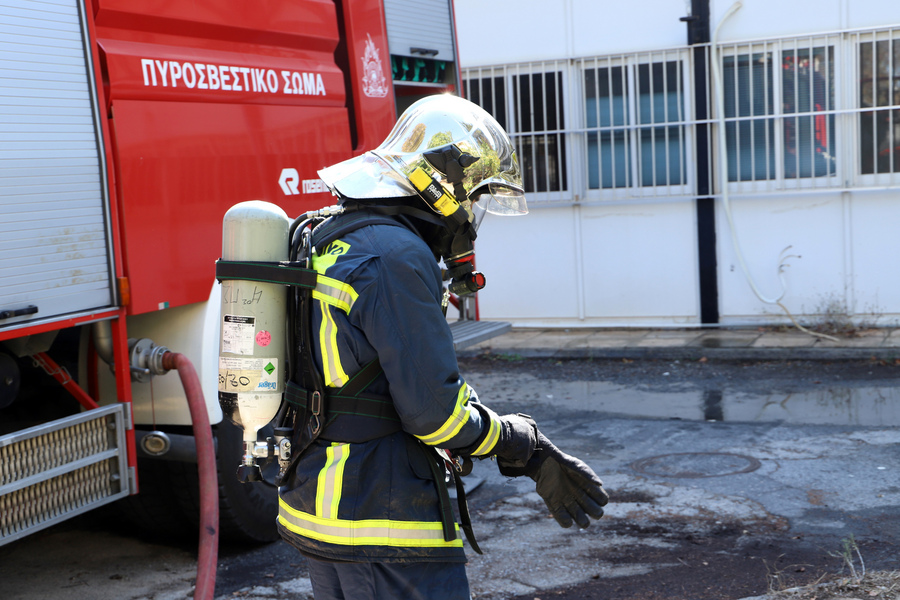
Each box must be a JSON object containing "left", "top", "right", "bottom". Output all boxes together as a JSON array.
[
  {"left": 717, "top": 36, "right": 839, "bottom": 191},
  {"left": 856, "top": 30, "right": 900, "bottom": 180},
  {"left": 466, "top": 62, "right": 568, "bottom": 196},
  {"left": 579, "top": 51, "right": 691, "bottom": 197},
  {"left": 462, "top": 24, "right": 900, "bottom": 203}
]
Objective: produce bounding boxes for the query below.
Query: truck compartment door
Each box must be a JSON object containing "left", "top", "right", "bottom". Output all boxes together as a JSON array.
[{"left": 0, "top": 0, "right": 115, "bottom": 332}]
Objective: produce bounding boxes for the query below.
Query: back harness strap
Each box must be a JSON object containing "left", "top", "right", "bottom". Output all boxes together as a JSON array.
[{"left": 215, "top": 260, "right": 317, "bottom": 288}]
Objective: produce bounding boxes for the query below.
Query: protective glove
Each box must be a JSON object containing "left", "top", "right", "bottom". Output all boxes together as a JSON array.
[
  {"left": 491, "top": 413, "right": 538, "bottom": 465},
  {"left": 454, "top": 405, "right": 537, "bottom": 469},
  {"left": 498, "top": 425, "right": 608, "bottom": 529}
]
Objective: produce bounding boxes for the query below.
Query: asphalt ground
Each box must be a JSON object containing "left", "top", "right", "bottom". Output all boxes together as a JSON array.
[
  {"left": 1, "top": 326, "right": 898, "bottom": 600},
  {"left": 457, "top": 353, "right": 900, "bottom": 600}
]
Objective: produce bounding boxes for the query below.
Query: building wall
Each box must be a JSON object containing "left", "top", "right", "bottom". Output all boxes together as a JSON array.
[
  {"left": 476, "top": 199, "right": 700, "bottom": 326},
  {"left": 457, "top": 1, "right": 900, "bottom": 63},
  {"left": 457, "top": 0, "right": 900, "bottom": 328}
]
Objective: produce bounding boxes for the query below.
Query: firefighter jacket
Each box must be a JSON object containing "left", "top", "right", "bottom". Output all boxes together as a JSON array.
[{"left": 277, "top": 211, "right": 501, "bottom": 563}]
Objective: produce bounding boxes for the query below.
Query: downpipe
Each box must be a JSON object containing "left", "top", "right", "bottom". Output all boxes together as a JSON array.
[{"left": 160, "top": 351, "right": 219, "bottom": 600}]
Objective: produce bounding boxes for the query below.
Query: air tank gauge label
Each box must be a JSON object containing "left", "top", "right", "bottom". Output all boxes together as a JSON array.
[
  {"left": 218, "top": 357, "right": 279, "bottom": 393},
  {"left": 222, "top": 314, "right": 255, "bottom": 355}
]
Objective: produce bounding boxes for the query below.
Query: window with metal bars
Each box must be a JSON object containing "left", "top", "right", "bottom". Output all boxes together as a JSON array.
[
  {"left": 583, "top": 60, "right": 687, "bottom": 190},
  {"left": 462, "top": 27, "right": 900, "bottom": 200},
  {"left": 466, "top": 70, "right": 567, "bottom": 194},
  {"left": 722, "top": 45, "right": 835, "bottom": 182},
  {"left": 859, "top": 38, "right": 900, "bottom": 175}
]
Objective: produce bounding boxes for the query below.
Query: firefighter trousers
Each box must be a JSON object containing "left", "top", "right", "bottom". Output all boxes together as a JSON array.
[{"left": 305, "top": 555, "right": 472, "bottom": 600}]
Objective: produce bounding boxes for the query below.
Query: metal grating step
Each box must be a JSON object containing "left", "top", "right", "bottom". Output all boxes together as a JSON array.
[
  {"left": 450, "top": 320, "right": 511, "bottom": 351},
  {"left": 0, "top": 404, "right": 130, "bottom": 546}
]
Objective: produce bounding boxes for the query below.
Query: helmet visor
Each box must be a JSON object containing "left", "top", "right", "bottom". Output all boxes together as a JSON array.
[
  {"left": 468, "top": 182, "right": 528, "bottom": 231},
  {"left": 470, "top": 181, "right": 528, "bottom": 215}
]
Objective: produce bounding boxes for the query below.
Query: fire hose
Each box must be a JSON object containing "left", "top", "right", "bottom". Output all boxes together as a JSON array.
[
  {"left": 161, "top": 351, "right": 219, "bottom": 600},
  {"left": 34, "top": 341, "right": 220, "bottom": 599}
]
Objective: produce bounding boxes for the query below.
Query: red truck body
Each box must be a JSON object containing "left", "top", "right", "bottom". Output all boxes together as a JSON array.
[{"left": 0, "top": 0, "right": 459, "bottom": 545}]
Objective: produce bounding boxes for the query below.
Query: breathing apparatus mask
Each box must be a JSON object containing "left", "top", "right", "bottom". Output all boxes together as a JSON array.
[{"left": 318, "top": 94, "right": 527, "bottom": 295}]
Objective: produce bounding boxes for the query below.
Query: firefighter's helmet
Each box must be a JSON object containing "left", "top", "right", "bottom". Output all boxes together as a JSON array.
[{"left": 318, "top": 94, "right": 527, "bottom": 229}]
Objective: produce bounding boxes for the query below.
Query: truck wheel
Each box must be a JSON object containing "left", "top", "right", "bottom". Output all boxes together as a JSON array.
[
  {"left": 115, "top": 422, "right": 280, "bottom": 544},
  {"left": 211, "top": 419, "right": 280, "bottom": 543},
  {"left": 110, "top": 454, "right": 196, "bottom": 541}
]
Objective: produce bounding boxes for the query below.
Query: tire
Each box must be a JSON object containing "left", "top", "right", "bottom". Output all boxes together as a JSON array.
[
  {"left": 114, "top": 421, "right": 280, "bottom": 544},
  {"left": 211, "top": 419, "right": 280, "bottom": 543},
  {"left": 108, "top": 454, "right": 196, "bottom": 542}
]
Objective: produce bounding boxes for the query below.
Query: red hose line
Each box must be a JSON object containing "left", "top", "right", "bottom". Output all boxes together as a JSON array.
[{"left": 162, "top": 352, "right": 219, "bottom": 600}]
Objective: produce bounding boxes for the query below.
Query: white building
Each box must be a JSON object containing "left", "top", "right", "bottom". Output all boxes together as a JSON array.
[{"left": 454, "top": 0, "right": 900, "bottom": 328}]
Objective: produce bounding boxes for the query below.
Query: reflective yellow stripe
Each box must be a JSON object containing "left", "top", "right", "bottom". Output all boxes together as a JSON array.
[
  {"left": 316, "top": 443, "right": 349, "bottom": 519},
  {"left": 471, "top": 413, "right": 500, "bottom": 456},
  {"left": 278, "top": 497, "right": 462, "bottom": 548},
  {"left": 319, "top": 300, "right": 348, "bottom": 387},
  {"left": 416, "top": 384, "right": 471, "bottom": 447},
  {"left": 313, "top": 275, "right": 358, "bottom": 314},
  {"left": 313, "top": 240, "right": 350, "bottom": 272},
  {"left": 310, "top": 240, "right": 357, "bottom": 313}
]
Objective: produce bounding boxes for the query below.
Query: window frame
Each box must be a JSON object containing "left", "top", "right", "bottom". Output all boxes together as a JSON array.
[
  {"left": 464, "top": 64, "right": 574, "bottom": 204},
  {"left": 578, "top": 50, "right": 695, "bottom": 201},
  {"left": 461, "top": 26, "right": 900, "bottom": 204},
  {"left": 508, "top": 67, "right": 570, "bottom": 200},
  {"left": 854, "top": 30, "right": 900, "bottom": 187},
  {"left": 717, "top": 36, "right": 842, "bottom": 194}
]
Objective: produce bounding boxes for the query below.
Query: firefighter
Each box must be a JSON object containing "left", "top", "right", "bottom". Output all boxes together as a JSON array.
[{"left": 276, "top": 94, "right": 608, "bottom": 600}]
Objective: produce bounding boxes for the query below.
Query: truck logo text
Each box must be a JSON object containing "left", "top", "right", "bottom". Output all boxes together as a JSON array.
[
  {"left": 279, "top": 169, "right": 326, "bottom": 196},
  {"left": 140, "top": 59, "right": 326, "bottom": 96}
]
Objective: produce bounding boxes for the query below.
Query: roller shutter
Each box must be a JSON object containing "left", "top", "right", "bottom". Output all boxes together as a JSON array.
[
  {"left": 0, "top": 0, "right": 114, "bottom": 331},
  {"left": 383, "top": 0, "right": 455, "bottom": 61}
]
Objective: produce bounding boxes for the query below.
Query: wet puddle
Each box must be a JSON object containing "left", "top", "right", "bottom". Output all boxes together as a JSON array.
[{"left": 465, "top": 374, "right": 900, "bottom": 426}]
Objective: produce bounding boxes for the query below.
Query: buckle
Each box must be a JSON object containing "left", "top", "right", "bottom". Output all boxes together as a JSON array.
[{"left": 310, "top": 390, "right": 322, "bottom": 435}]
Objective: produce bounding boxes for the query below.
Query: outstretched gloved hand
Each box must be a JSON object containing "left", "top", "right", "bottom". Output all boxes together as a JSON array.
[{"left": 498, "top": 424, "right": 608, "bottom": 529}]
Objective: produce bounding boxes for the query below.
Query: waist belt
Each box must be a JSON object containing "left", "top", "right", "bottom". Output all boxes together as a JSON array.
[
  {"left": 285, "top": 358, "right": 482, "bottom": 553},
  {"left": 284, "top": 358, "right": 402, "bottom": 442}
]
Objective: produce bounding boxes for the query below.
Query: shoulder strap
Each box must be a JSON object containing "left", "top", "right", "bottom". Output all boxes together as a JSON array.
[{"left": 312, "top": 211, "right": 407, "bottom": 252}]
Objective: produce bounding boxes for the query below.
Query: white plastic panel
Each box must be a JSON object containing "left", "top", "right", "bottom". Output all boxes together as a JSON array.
[
  {"left": 455, "top": 0, "right": 570, "bottom": 66},
  {"left": 716, "top": 193, "right": 848, "bottom": 323},
  {"left": 580, "top": 201, "right": 699, "bottom": 321},
  {"left": 710, "top": 0, "right": 843, "bottom": 43},
  {"left": 475, "top": 208, "right": 580, "bottom": 322},
  {"left": 0, "top": 0, "right": 113, "bottom": 330},
  {"left": 849, "top": 191, "right": 900, "bottom": 324}
]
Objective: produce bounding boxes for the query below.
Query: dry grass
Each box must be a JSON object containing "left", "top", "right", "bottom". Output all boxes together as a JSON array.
[{"left": 765, "top": 571, "right": 900, "bottom": 600}]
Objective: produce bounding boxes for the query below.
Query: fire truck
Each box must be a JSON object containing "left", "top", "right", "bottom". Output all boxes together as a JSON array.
[{"left": 0, "top": 0, "right": 464, "bottom": 546}]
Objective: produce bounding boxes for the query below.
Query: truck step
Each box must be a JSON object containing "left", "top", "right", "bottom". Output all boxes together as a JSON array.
[
  {"left": 450, "top": 320, "right": 511, "bottom": 351},
  {"left": 0, "top": 404, "right": 131, "bottom": 546}
]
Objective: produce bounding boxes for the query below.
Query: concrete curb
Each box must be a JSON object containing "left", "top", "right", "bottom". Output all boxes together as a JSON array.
[
  {"left": 458, "top": 345, "right": 900, "bottom": 361},
  {"left": 455, "top": 326, "right": 900, "bottom": 362}
]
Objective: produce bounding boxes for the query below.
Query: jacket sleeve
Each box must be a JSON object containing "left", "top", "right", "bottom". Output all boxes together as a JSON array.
[{"left": 349, "top": 227, "right": 498, "bottom": 453}]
